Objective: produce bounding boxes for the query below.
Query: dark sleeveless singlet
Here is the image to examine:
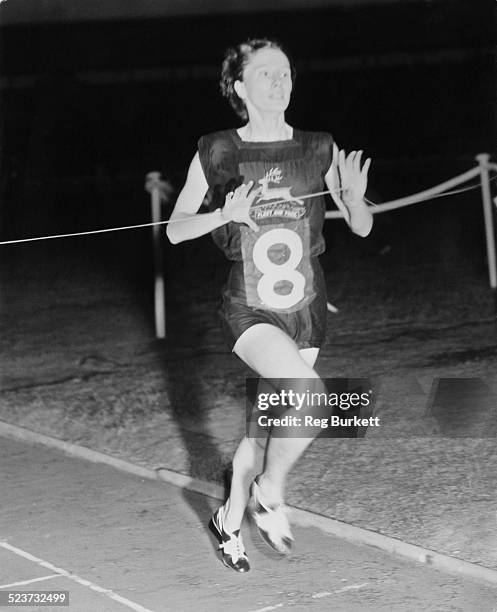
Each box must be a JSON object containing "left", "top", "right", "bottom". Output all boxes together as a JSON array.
[{"left": 198, "top": 128, "right": 333, "bottom": 350}]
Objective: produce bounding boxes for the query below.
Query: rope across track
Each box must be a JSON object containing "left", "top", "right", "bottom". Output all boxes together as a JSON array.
[{"left": 1, "top": 162, "right": 496, "bottom": 246}]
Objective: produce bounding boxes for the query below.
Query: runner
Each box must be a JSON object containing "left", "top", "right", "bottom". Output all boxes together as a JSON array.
[{"left": 167, "top": 38, "right": 372, "bottom": 573}]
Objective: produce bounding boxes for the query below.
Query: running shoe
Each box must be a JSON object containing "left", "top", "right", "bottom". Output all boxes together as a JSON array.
[
  {"left": 249, "top": 478, "right": 293, "bottom": 554},
  {"left": 209, "top": 506, "right": 250, "bottom": 573}
]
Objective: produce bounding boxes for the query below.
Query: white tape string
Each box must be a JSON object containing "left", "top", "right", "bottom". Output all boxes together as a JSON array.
[
  {"left": 1, "top": 168, "right": 495, "bottom": 246},
  {"left": 0, "top": 188, "right": 343, "bottom": 246},
  {"left": 0, "top": 219, "right": 177, "bottom": 246}
]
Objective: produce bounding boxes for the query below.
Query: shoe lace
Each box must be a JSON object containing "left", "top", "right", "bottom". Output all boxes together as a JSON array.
[{"left": 219, "top": 531, "right": 246, "bottom": 563}]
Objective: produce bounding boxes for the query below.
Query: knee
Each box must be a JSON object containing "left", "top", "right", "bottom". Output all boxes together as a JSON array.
[{"left": 277, "top": 375, "right": 326, "bottom": 398}]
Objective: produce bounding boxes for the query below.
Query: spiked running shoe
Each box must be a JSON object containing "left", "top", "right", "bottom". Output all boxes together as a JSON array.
[
  {"left": 250, "top": 478, "right": 293, "bottom": 554},
  {"left": 209, "top": 506, "right": 250, "bottom": 573}
]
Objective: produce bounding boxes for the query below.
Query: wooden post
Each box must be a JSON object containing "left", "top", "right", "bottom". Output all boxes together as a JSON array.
[
  {"left": 476, "top": 153, "right": 497, "bottom": 316},
  {"left": 145, "top": 172, "right": 166, "bottom": 339}
]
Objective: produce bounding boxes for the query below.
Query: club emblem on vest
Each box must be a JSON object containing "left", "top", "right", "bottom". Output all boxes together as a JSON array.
[{"left": 257, "top": 168, "right": 304, "bottom": 205}]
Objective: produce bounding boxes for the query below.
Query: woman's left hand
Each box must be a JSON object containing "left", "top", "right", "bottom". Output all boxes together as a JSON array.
[
  {"left": 333, "top": 143, "right": 371, "bottom": 205},
  {"left": 326, "top": 143, "right": 373, "bottom": 236}
]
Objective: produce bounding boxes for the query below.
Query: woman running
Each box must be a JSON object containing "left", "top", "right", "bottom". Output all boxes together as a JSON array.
[{"left": 167, "top": 38, "right": 372, "bottom": 573}]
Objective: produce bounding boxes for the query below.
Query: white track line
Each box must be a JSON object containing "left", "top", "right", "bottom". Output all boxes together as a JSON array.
[
  {"left": 312, "top": 592, "right": 333, "bottom": 599},
  {"left": 313, "top": 583, "right": 370, "bottom": 598},
  {"left": 0, "top": 574, "right": 60, "bottom": 589},
  {"left": 333, "top": 582, "right": 370, "bottom": 594},
  {"left": 0, "top": 542, "right": 156, "bottom": 612},
  {"left": 251, "top": 582, "right": 370, "bottom": 610},
  {"left": 312, "top": 582, "right": 369, "bottom": 599},
  {"left": 249, "top": 604, "right": 284, "bottom": 612}
]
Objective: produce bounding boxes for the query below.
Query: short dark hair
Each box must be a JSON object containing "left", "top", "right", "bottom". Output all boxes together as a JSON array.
[{"left": 220, "top": 38, "right": 296, "bottom": 121}]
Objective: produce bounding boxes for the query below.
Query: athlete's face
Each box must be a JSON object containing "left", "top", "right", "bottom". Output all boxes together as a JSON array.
[{"left": 235, "top": 47, "right": 293, "bottom": 117}]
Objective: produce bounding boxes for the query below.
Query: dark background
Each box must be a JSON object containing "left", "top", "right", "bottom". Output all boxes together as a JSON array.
[{"left": 0, "top": 0, "right": 496, "bottom": 282}]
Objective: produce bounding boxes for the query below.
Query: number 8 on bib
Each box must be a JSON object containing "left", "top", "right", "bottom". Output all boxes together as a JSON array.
[{"left": 240, "top": 220, "right": 315, "bottom": 313}]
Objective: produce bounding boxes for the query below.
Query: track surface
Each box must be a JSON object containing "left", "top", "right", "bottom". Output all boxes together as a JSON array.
[{"left": 0, "top": 436, "right": 495, "bottom": 612}]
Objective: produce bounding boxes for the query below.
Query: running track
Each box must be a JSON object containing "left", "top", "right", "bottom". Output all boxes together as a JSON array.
[{"left": 0, "top": 436, "right": 495, "bottom": 611}]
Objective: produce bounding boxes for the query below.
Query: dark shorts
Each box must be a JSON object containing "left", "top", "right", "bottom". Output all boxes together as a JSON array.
[{"left": 219, "top": 258, "right": 328, "bottom": 351}]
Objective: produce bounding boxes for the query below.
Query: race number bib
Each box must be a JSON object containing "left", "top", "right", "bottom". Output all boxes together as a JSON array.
[{"left": 240, "top": 220, "right": 315, "bottom": 313}]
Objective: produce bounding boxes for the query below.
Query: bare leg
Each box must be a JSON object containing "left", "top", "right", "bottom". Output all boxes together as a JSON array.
[
  {"left": 223, "top": 324, "right": 323, "bottom": 530},
  {"left": 222, "top": 437, "right": 262, "bottom": 532},
  {"left": 257, "top": 346, "right": 319, "bottom": 505},
  {"left": 222, "top": 377, "right": 274, "bottom": 532}
]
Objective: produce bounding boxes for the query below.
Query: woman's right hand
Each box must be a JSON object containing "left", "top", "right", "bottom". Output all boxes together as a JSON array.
[{"left": 222, "top": 181, "right": 260, "bottom": 232}]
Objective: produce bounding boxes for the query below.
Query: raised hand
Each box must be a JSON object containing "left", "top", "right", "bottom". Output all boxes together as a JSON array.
[
  {"left": 333, "top": 143, "right": 371, "bottom": 205},
  {"left": 223, "top": 181, "right": 260, "bottom": 232}
]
